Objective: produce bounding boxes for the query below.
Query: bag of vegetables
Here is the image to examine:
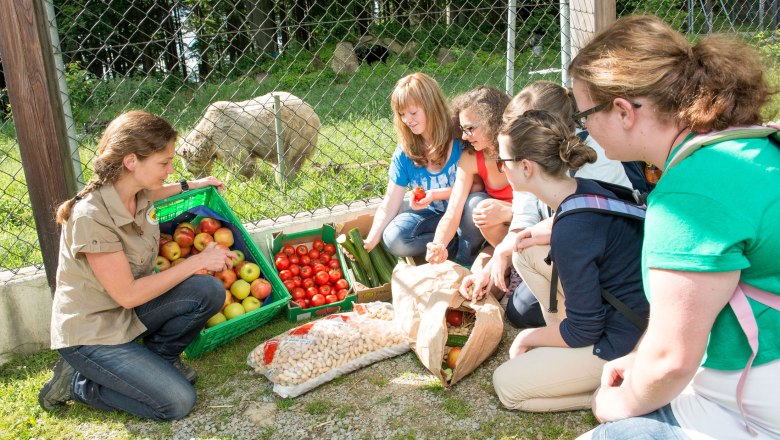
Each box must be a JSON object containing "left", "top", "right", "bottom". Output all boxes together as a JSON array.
[{"left": 391, "top": 261, "right": 504, "bottom": 386}]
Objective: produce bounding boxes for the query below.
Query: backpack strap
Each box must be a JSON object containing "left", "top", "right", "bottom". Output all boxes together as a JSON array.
[
  {"left": 667, "top": 125, "right": 780, "bottom": 171},
  {"left": 728, "top": 282, "right": 780, "bottom": 436}
]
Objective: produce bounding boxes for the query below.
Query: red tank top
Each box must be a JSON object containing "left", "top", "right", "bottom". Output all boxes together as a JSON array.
[{"left": 476, "top": 150, "right": 513, "bottom": 202}]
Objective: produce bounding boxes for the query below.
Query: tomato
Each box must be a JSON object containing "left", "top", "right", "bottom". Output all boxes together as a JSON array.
[
  {"left": 306, "top": 286, "right": 319, "bottom": 299},
  {"left": 304, "top": 298, "right": 311, "bottom": 307},
  {"left": 302, "top": 277, "right": 315, "bottom": 288},
  {"left": 320, "top": 253, "right": 331, "bottom": 264},
  {"left": 278, "top": 269, "right": 292, "bottom": 281},
  {"left": 309, "top": 258, "right": 321, "bottom": 265},
  {"left": 335, "top": 278, "right": 349, "bottom": 291},
  {"left": 274, "top": 252, "right": 285, "bottom": 260},
  {"left": 327, "top": 259, "right": 341, "bottom": 269},
  {"left": 312, "top": 263, "right": 327, "bottom": 274},
  {"left": 274, "top": 255, "right": 290, "bottom": 270},
  {"left": 310, "top": 294, "right": 326, "bottom": 307},
  {"left": 289, "top": 264, "right": 300, "bottom": 276},
  {"left": 281, "top": 245, "right": 296, "bottom": 257},
  {"left": 289, "top": 255, "right": 300, "bottom": 265},
  {"left": 323, "top": 243, "right": 336, "bottom": 255},
  {"left": 291, "top": 275, "right": 303, "bottom": 288},
  {"left": 314, "top": 270, "right": 330, "bottom": 286},
  {"left": 446, "top": 310, "right": 464, "bottom": 327},
  {"left": 295, "top": 245, "right": 308, "bottom": 256},
  {"left": 299, "top": 255, "right": 311, "bottom": 266},
  {"left": 319, "top": 285, "right": 332, "bottom": 296},
  {"left": 308, "top": 249, "right": 320, "bottom": 260},
  {"left": 325, "top": 294, "right": 338, "bottom": 304},
  {"left": 328, "top": 268, "right": 343, "bottom": 283},
  {"left": 336, "top": 289, "right": 349, "bottom": 301},
  {"left": 293, "top": 299, "right": 307, "bottom": 309},
  {"left": 312, "top": 239, "right": 325, "bottom": 252},
  {"left": 283, "top": 279, "right": 296, "bottom": 293},
  {"left": 412, "top": 186, "right": 426, "bottom": 201},
  {"left": 300, "top": 265, "right": 313, "bottom": 278},
  {"left": 291, "top": 287, "right": 306, "bottom": 301}
]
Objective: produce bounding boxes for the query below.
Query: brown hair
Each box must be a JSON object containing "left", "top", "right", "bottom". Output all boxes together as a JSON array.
[
  {"left": 451, "top": 86, "right": 510, "bottom": 155},
  {"left": 56, "top": 110, "right": 177, "bottom": 224},
  {"left": 391, "top": 72, "right": 453, "bottom": 167},
  {"left": 500, "top": 110, "right": 596, "bottom": 177},
  {"left": 568, "top": 15, "right": 774, "bottom": 132},
  {"left": 503, "top": 80, "right": 576, "bottom": 131}
]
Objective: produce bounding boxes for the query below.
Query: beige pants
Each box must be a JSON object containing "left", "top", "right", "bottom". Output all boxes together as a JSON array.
[
  {"left": 512, "top": 244, "right": 566, "bottom": 324},
  {"left": 493, "top": 345, "right": 606, "bottom": 412}
]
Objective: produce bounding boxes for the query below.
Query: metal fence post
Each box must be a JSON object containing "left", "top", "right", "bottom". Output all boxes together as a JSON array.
[
  {"left": 274, "top": 93, "right": 285, "bottom": 187},
  {"left": 560, "top": 0, "right": 571, "bottom": 87},
  {"left": 506, "top": 0, "right": 516, "bottom": 96}
]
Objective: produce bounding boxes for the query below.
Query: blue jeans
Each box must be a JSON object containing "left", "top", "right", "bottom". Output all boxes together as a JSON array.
[
  {"left": 589, "top": 404, "right": 688, "bottom": 439},
  {"left": 383, "top": 192, "right": 489, "bottom": 266},
  {"left": 59, "top": 275, "right": 224, "bottom": 420}
]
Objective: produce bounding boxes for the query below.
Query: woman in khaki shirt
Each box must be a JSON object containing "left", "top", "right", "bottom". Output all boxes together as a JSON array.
[{"left": 38, "top": 110, "right": 235, "bottom": 420}]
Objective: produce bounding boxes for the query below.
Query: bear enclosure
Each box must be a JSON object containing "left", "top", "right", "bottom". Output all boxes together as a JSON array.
[{"left": 0, "top": 0, "right": 778, "bottom": 286}]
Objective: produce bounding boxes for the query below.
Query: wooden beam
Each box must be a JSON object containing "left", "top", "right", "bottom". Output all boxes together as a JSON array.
[
  {"left": 570, "top": 0, "right": 617, "bottom": 59},
  {"left": 0, "top": 0, "right": 78, "bottom": 290}
]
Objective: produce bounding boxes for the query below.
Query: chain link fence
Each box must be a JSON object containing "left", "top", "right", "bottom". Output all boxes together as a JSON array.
[{"left": 1, "top": 0, "right": 778, "bottom": 280}]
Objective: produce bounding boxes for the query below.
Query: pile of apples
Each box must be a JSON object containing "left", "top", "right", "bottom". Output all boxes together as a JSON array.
[
  {"left": 156, "top": 217, "right": 273, "bottom": 329},
  {"left": 274, "top": 240, "right": 350, "bottom": 310}
]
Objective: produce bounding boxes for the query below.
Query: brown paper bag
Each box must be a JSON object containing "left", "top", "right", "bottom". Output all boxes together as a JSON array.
[{"left": 391, "top": 261, "right": 504, "bottom": 386}]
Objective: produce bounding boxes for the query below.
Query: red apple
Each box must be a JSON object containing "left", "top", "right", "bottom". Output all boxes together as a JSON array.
[
  {"left": 179, "top": 246, "right": 191, "bottom": 258},
  {"left": 214, "top": 269, "right": 238, "bottom": 289},
  {"left": 174, "top": 228, "right": 195, "bottom": 247},
  {"left": 159, "top": 233, "right": 173, "bottom": 248},
  {"left": 213, "top": 227, "right": 234, "bottom": 247},
  {"left": 175, "top": 222, "right": 196, "bottom": 233},
  {"left": 159, "top": 241, "right": 181, "bottom": 261},
  {"left": 222, "top": 289, "right": 235, "bottom": 311},
  {"left": 198, "top": 217, "right": 221, "bottom": 235},
  {"left": 193, "top": 232, "right": 214, "bottom": 251},
  {"left": 155, "top": 255, "right": 171, "bottom": 271},
  {"left": 447, "top": 347, "right": 462, "bottom": 369},
  {"left": 250, "top": 278, "right": 272, "bottom": 300}
]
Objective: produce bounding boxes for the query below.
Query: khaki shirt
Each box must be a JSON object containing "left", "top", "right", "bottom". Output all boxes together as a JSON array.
[{"left": 50, "top": 185, "right": 160, "bottom": 348}]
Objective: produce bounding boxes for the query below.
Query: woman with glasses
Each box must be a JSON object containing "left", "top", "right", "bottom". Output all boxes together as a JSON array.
[
  {"left": 425, "top": 86, "right": 510, "bottom": 266},
  {"left": 569, "top": 15, "right": 780, "bottom": 439},
  {"left": 490, "top": 110, "right": 648, "bottom": 413}
]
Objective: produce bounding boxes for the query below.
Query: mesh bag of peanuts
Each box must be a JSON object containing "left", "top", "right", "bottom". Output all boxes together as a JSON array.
[{"left": 247, "top": 302, "right": 409, "bottom": 397}]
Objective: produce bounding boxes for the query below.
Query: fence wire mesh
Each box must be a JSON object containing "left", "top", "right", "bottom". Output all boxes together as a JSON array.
[{"left": 0, "top": 0, "right": 778, "bottom": 279}]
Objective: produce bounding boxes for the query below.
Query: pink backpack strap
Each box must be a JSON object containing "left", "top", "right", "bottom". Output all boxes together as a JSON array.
[
  {"left": 728, "top": 282, "right": 780, "bottom": 436},
  {"left": 666, "top": 125, "right": 780, "bottom": 171}
]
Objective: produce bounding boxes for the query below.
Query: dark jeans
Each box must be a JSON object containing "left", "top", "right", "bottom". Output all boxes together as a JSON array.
[
  {"left": 506, "top": 281, "right": 546, "bottom": 328},
  {"left": 59, "top": 275, "right": 223, "bottom": 420}
]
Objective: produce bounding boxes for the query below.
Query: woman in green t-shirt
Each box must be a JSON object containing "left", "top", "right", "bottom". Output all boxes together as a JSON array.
[{"left": 565, "top": 15, "right": 780, "bottom": 439}]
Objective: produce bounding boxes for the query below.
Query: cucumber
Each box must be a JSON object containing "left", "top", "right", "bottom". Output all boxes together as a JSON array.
[{"left": 446, "top": 334, "right": 469, "bottom": 347}]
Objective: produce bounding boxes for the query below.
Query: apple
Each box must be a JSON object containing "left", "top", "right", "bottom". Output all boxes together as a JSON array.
[
  {"left": 155, "top": 255, "right": 171, "bottom": 271},
  {"left": 213, "top": 227, "right": 234, "bottom": 247},
  {"left": 250, "top": 278, "right": 272, "bottom": 300},
  {"left": 447, "top": 347, "right": 462, "bottom": 369},
  {"left": 159, "top": 233, "right": 173, "bottom": 247},
  {"left": 199, "top": 217, "right": 222, "bottom": 235},
  {"left": 231, "top": 250, "right": 245, "bottom": 266},
  {"left": 174, "top": 227, "right": 195, "bottom": 247},
  {"left": 159, "top": 241, "right": 181, "bottom": 261},
  {"left": 242, "top": 296, "right": 261, "bottom": 313},
  {"left": 193, "top": 232, "right": 214, "bottom": 251},
  {"left": 175, "top": 222, "right": 196, "bottom": 233},
  {"left": 233, "top": 260, "right": 249, "bottom": 277},
  {"left": 222, "top": 289, "right": 234, "bottom": 311},
  {"left": 206, "top": 312, "right": 227, "bottom": 328},
  {"left": 194, "top": 268, "right": 210, "bottom": 275},
  {"left": 215, "top": 243, "right": 230, "bottom": 252},
  {"left": 179, "top": 246, "right": 191, "bottom": 258},
  {"left": 230, "top": 279, "right": 251, "bottom": 300},
  {"left": 238, "top": 262, "right": 261, "bottom": 283},
  {"left": 223, "top": 302, "right": 245, "bottom": 320},
  {"left": 171, "top": 257, "right": 187, "bottom": 267},
  {"left": 214, "top": 268, "right": 237, "bottom": 289}
]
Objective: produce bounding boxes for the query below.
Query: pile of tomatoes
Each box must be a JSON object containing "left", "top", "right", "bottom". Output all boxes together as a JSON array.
[{"left": 274, "top": 239, "right": 350, "bottom": 309}]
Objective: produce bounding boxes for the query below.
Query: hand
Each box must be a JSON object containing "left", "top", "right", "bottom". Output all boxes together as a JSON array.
[
  {"left": 508, "top": 330, "right": 532, "bottom": 359},
  {"left": 409, "top": 191, "right": 433, "bottom": 210},
  {"left": 190, "top": 176, "right": 226, "bottom": 193},
  {"left": 489, "top": 244, "right": 511, "bottom": 292},
  {"left": 363, "top": 234, "right": 379, "bottom": 252},
  {"left": 515, "top": 218, "right": 552, "bottom": 251},
  {"left": 459, "top": 269, "right": 491, "bottom": 301},
  {"left": 591, "top": 352, "right": 637, "bottom": 422},
  {"left": 472, "top": 199, "right": 511, "bottom": 228},
  {"left": 195, "top": 242, "right": 236, "bottom": 273},
  {"left": 600, "top": 352, "right": 636, "bottom": 388},
  {"left": 425, "top": 242, "right": 448, "bottom": 264}
]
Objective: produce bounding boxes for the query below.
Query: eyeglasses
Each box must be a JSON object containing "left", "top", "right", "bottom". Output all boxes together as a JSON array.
[
  {"left": 572, "top": 101, "right": 642, "bottom": 129},
  {"left": 495, "top": 156, "right": 522, "bottom": 173},
  {"left": 460, "top": 125, "right": 478, "bottom": 136}
]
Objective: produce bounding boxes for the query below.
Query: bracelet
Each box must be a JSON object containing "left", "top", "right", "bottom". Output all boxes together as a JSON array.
[{"left": 178, "top": 179, "right": 189, "bottom": 193}]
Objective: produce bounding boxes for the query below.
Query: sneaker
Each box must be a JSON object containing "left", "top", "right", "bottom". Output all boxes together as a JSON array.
[
  {"left": 38, "top": 358, "right": 74, "bottom": 411},
  {"left": 172, "top": 358, "right": 197, "bottom": 384}
]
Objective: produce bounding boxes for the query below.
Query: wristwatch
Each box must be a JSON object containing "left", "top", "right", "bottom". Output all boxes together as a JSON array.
[{"left": 178, "top": 179, "right": 189, "bottom": 193}]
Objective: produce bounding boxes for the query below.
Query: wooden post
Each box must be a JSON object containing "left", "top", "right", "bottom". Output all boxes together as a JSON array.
[
  {"left": 0, "top": 0, "right": 78, "bottom": 290},
  {"left": 569, "top": 0, "right": 616, "bottom": 60}
]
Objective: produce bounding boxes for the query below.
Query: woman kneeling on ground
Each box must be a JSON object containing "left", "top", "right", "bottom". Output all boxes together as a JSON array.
[
  {"left": 490, "top": 110, "right": 649, "bottom": 412},
  {"left": 38, "top": 110, "right": 234, "bottom": 420}
]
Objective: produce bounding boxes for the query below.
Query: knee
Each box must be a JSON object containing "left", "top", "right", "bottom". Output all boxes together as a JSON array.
[
  {"left": 492, "top": 363, "right": 517, "bottom": 409},
  {"left": 191, "top": 275, "right": 225, "bottom": 315},
  {"left": 382, "top": 223, "right": 413, "bottom": 256},
  {"left": 156, "top": 382, "right": 197, "bottom": 420}
]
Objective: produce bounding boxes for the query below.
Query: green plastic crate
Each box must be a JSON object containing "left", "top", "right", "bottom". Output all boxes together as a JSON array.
[{"left": 154, "top": 186, "right": 290, "bottom": 357}]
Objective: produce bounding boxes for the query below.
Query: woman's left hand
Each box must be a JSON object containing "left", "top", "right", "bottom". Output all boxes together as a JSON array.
[
  {"left": 508, "top": 330, "right": 532, "bottom": 359},
  {"left": 190, "top": 176, "right": 226, "bottom": 193},
  {"left": 410, "top": 191, "right": 434, "bottom": 210},
  {"left": 472, "top": 199, "right": 510, "bottom": 228}
]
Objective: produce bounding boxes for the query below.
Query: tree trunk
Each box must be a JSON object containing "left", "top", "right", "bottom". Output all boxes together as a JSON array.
[
  {"left": 291, "top": 0, "right": 310, "bottom": 49},
  {"left": 193, "top": 4, "right": 211, "bottom": 80},
  {"left": 249, "top": 0, "right": 276, "bottom": 54}
]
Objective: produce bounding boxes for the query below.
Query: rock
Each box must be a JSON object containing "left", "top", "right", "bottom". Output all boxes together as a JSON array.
[
  {"left": 243, "top": 402, "right": 277, "bottom": 427},
  {"left": 331, "top": 42, "right": 359, "bottom": 75},
  {"left": 380, "top": 38, "right": 404, "bottom": 55}
]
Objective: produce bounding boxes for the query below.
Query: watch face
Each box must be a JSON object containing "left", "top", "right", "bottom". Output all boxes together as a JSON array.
[{"left": 179, "top": 179, "right": 189, "bottom": 191}]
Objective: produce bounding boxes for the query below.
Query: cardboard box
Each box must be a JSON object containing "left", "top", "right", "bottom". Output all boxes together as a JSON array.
[
  {"left": 270, "top": 224, "right": 357, "bottom": 322},
  {"left": 335, "top": 213, "right": 394, "bottom": 303}
]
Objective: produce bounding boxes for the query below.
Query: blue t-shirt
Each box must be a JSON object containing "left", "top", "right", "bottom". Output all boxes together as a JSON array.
[
  {"left": 550, "top": 178, "right": 649, "bottom": 361},
  {"left": 388, "top": 139, "right": 463, "bottom": 213}
]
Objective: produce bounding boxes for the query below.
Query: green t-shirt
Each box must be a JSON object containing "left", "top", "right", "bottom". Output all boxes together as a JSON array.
[{"left": 643, "top": 134, "right": 780, "bottom": 370}]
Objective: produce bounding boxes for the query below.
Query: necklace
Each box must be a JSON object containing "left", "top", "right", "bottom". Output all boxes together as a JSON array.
[{"left": 664, "top": 127, "right": 689, "bottom": 166}]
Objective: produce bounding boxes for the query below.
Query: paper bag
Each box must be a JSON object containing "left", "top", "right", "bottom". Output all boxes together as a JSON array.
[{"left": 391, "top": 261, "right": 504, "bottom": 386}]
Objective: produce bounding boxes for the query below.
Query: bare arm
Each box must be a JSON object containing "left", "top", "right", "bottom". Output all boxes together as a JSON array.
[
  {"left": 86, "top": 242, "right": 235, "bottom": 309},
  {"left": 509, "top": 322, "right": 568, "bottom": 358},
  {"left": 592, "top": 269, "right": 738, "bottom": 421},
  {"left": 427, "top": 160, "right": 475, "bottom": 263},
  {"left": 364, "top": 181, "right": 407, "bottom": 251},
  {"left": 150, "top": 176, "right": 226, "bottom": 202}
]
